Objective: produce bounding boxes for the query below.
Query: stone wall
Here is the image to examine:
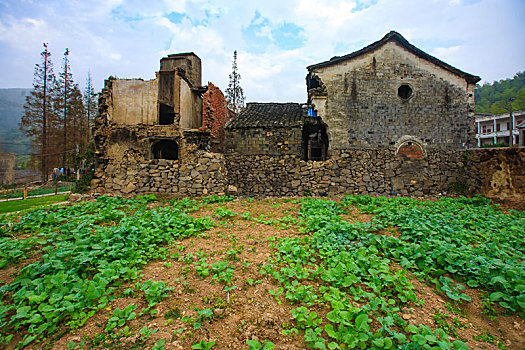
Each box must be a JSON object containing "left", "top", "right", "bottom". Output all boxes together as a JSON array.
[
  {"left": 225, "top": 149, "right": 480, "bottom": 197},
  {"left": 476, "top": 148, "right": 525, "bottom": 201},
  {"left": 92, "top": 151, "right": 227, "bottom": 196},
  {"left": 308, "top": 41, "right": 476, "bottom": 151},
  {"left": 225, "top": 127, "right": 303, "bottom": 156},
  {"left": 92, "top": 146, "right": 523, "bottom": 203}
]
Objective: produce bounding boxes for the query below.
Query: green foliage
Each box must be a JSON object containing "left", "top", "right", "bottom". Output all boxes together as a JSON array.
[
  {"left": 247, "top": 339, "right": 274, "bottom": 350},
  {"left": 438, "top": 277, "right": 471, "bottom": 302},
  {"left": 475, "top": 71, "right": 525, "bottom": 113},
  {"left": 214, "top": 207, "right": 237, "bottom": 219},
  {"left": 260, "top": 196, "right": 523, "bottom": 349},
  {"left": 0, "top": 195, "right": 212, "bottom": 348},
  {"left": 105, "top": 304, "right": 137, "bottom": 332},
  {"left": 345, "top": 195, "right": 524, "bottom": 314},
  {"left": 191, "top": 340, "right": 216, "bottom": 349}
]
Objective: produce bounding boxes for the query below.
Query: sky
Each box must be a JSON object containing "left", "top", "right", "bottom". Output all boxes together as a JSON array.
[{"left": 0, "top": 0, "right": 524, "bottom": 103}]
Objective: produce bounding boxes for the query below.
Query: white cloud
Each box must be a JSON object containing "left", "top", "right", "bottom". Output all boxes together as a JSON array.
[{"left": 0, "top": 0, "right": 523, "bottom": 100}]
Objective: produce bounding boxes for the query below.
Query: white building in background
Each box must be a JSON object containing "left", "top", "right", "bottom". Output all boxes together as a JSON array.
[{"left": 475, "top": 110, "right": 525, "bottom": 147}]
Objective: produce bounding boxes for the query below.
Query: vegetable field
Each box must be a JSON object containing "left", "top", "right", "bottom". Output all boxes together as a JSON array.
[{"left": 0, "top": 195, "right": 523, "bottom": 349}]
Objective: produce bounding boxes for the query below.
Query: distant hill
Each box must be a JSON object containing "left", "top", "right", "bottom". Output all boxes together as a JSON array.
[
  {"left": 475, "top": 72, "right": 525, "bottom": 114},
  {"left": 0, "top": 88, "right": 32, "bottom": 163}
]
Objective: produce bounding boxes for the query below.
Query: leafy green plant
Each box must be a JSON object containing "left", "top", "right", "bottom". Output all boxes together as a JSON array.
[
  {"left": 438, "top": 277, "right": 471, "bottom": 302},
  {"left": 246, "top": 339, "right": 274, "bottom": 350},
  {"left": 140, "top": 279, "right": 174, "bottom": 306},
  {"left": 214, "top": 207, "right": 236, "bottom": 219},
  {"left": 105, "top": 304, "right": 137, "bottom": 332},
  {"left": 191, "top": 340, "right": 216, "bottom": 349}
]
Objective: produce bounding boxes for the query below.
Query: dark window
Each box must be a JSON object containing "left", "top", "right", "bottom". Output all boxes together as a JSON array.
[
  {"left": 159, "top": 103, "right": 175, "bottom": 125},
  {"left": 152, "top": 139, "right": 178, "bottom": 160},
  {"left": 398, "top": 84, "right": 413, "bottom": 100},
  {"left": 302, "top": 122, "right": 328, "bottom": 161}
]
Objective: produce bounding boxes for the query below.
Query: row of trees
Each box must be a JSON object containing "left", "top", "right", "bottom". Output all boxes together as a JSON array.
[
  {"left": 21, "top": 43, "right": 97, "bottom": 181},
  {"left": 475, "top": 71, "right": 525, "bottom": 114}
]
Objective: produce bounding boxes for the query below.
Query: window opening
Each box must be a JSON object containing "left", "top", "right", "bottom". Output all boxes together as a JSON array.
[
  {"left": 302, "top": 122, "right": 328, "bottom": 161},
  {"left": 152, "top": 139, "right": 179, "bottom": 160},
  {"left": 159, "top": 103, "right": 175, "bottom": 125},
  {"left": 398, "top": 84, "right": 413, "bottom": 100}
]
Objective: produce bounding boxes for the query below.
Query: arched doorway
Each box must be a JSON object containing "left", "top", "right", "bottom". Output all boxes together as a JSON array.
[{"left": 152, "top": 139, "right": 179, "bottom": 160}]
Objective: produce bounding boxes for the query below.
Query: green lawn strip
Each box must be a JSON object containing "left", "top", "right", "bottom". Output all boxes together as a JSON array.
[
  {"left": 0, "top": 195, "right": 226, "bottom": 349},
  {"left": 0, "top": 185, "right": 71, "bottom": 200},
  {"left": 0, "top": 194, "right": 70, "bottom": 214}
]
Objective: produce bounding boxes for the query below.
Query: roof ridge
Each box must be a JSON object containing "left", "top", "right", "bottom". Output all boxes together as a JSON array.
[{"left": 307, "top": 31, "right": 480, "bottom": 84}]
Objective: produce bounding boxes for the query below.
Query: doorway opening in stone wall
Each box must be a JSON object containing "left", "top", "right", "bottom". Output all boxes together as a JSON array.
[
  {"left": 302, "top": 121, "right": 328, "bottom": 161},
  {"left": 159, "top": 103, "right": 175, "bottom": 125},
  {"left": 152, "top": 139, "right": 179, "bottom": 160}
]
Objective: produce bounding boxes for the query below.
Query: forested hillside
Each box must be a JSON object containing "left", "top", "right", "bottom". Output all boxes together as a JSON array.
[
  {"left": 475, "top": 72, "right": 525, "bottom": 114},
  {"left": 0, "top": 88, "right": 32, "bottom": 162}
]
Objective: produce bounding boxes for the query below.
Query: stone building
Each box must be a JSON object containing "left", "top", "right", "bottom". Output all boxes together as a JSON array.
[
  {"left": 306, "top": 31, "right": 480, "bottom": 155},
  {"left": 92, "top": 53, "right": 231, "bottom": 195},
  {"left": 226, "top": 31, "right": 480, "bottom": 160},
  {"left": 225, "top": 103, "right": 328, "bottom": 160}
]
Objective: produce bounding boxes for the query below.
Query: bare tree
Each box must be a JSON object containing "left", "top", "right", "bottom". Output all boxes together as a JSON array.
[
  {"left": 20, "top": 43, "right": 56, "bottom": 181},
  {"left": 84, "top": 70, "right": 97, "bottom": 141},
  {"left": 225, "top": 50, "right": 245, "bottom": 113}
]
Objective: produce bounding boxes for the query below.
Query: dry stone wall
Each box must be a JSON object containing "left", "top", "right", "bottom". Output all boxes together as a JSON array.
[
  {"left": 92, "top": 151, "right": 227, "bottom": 197},
  {"left": 92, "top": 143, "right": 523, "bottom": 202},
  {"left": 225, "top": 149, "right": 480, "bottom": 197}
]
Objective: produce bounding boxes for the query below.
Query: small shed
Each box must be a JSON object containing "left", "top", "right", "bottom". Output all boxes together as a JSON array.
[{"left": 225, "top": 103, "right": 327, "bottom": 160}]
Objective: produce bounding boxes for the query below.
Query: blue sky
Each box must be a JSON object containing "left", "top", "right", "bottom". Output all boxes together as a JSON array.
[{"left": 0, "top": 0, "right": 524, "bottom": 102}]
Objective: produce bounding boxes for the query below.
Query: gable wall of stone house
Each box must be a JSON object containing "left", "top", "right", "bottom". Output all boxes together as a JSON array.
[{"left": 308, "top": 42, "right": 475, "bottom": 151}]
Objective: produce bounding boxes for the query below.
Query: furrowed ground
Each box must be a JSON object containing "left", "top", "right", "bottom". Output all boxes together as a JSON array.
[{"left": 0, "top": 195, "right": 523, "bottom": 350}]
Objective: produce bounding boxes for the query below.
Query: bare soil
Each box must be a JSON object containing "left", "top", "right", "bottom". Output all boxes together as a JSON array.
[{"left": 5, "top": 197, "right": 523, "bottom": 350}]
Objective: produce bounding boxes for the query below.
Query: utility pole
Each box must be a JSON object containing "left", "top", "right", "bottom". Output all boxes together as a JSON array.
[
  {"left": 42, "top": 43, "right": 50, "bottom": 182},
  {"left": 509, "top": 97, "right": 514, "bottom": 146},
  {"left": 62, "top": 48, "right": 69, "bottom": 168}
]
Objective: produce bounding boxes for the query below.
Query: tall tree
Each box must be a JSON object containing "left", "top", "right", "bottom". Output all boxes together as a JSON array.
[
  {"left": 55, "top": 49, "right": 85, "bottom": 167},
  {"left": 20, "top": 43, "right": 56, "bottom": 181},
  {"left": 225, "top": 50, "right": 245, "bottom": 113},
  {"left": 84, "top": 70, "right": 97, "bottom": 141},
  {"left": 58, "top": 48, "right": 71, "bottom": 167}
]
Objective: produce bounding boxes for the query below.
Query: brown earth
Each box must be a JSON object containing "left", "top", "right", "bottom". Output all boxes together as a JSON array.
[{"left": 3, "top": 197, "right": 523, "bottom": 350}]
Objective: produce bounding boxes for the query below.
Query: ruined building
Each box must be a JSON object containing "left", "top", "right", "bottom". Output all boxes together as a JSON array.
[
  {"left": 92, "top": 33, "right": 523, "bottom": 201},
  {"left": 227, "top": 31, "right": 480, "bottom": 159},
  {"left": 92, "top": 53, "right": 231, "bottom": 195}
]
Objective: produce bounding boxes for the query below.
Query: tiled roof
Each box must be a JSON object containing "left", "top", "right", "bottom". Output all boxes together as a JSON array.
[
  {"left": 225, "top": 103, "right": 308, "bottom": 129},
  {"left": 307, "top": 31, "right": 481, "bottom": 84}
]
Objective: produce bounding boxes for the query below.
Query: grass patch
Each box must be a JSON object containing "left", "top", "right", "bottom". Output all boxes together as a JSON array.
[{"left": 0, "top": 194, "right": 69, "bottom": 213}]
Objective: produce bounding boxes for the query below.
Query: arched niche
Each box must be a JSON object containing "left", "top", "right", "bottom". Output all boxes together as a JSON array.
[
  {"left": 152, "top": 139, "right": 179, "bottom": 160},
  {"left": 394, "top": 136, "right": 426, "bottom": 159}
]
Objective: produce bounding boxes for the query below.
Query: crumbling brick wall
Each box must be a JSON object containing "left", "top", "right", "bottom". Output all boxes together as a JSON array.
[{"left": 201, "top": 82, "right": 231, "bottom": 152}]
